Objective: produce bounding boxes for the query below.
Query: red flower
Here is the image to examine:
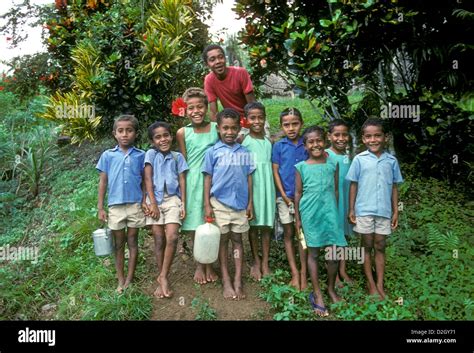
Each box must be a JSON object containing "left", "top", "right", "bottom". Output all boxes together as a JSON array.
[
  {"left": 171, "top": 97, "right": 187, "bottom": 117},
  {"left": 0, "top": 86, "right": 4, "bottom": 91},
  {"left": 240, "top": 116, "right": 251, "bottom": 129},
  {"left": 143, "top": 34, "right": 147, "bottom": 41}
]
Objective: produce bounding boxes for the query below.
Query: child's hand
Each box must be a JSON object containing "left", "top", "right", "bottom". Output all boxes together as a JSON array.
[
  {"left": 149, "top": 203, "right": 160, "bottom": 220},
  {"left": 141, "top": 202, "right": 150, "bottom": 216},
  {"left": 282, "top": 195, "right": 292, "bottom": 207},
  {"left": 98, "top": 209, "right": 107, "bottom": 223},
  {"left": 180, "top": 205, "right": 186, "bottom": 220},
  {"left": 204, "top": 204, "right": 213, "bottom": 220},
  {"left": 348, "top": 210, "right": 356, "bottom": 224},
  {"left": 246, "top": 204, "right": 254, "bottom": 221},
  {"left": 391, "top": 212, "right": 399, "bottom": 230}
]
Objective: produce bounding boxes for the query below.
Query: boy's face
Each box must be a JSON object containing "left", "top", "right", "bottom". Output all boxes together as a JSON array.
[
  {"left": 361, "top": 125, "right": 387, "bottom": 156},
  {"left": 281, "top": 114, "right": 303, "bottom": 141},
  {"left": 186, "top": 97, "right": 207, "bottom": 126},
  {"left": 217, "top": 117, "right": 240, "bottom": 145},
  {"left": 206, "top": 49, "right": 227, "bottom": 77},
  {"left": 151, "top": 126, "right": 172, "bottom": 153},
  {"left": 113, "top": 120, "right": 136, "bottom": 148},
  {"left": 305, "top": 131, "right": 326, "bottom": 159},
  {"left": 246, "top": 108, "right": 265, "bottom": 135},
  {"left": 328, "top": 125, "right": 350, "bottom": 153}
]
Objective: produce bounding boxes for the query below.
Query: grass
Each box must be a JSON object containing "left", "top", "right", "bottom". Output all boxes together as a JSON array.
[{"left": 0, "top": 139, "right": 153, "bottom": 320}]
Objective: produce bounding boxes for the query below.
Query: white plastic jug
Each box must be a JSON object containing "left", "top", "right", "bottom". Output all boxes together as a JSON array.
[
  {"left": 92, "top": 228, "right": 113, "bottom": 256},
  {"left": 193, "top": 217, "right": 220, "bottom": 264}
]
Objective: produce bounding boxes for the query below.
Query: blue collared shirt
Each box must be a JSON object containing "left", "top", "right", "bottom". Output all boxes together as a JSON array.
[
  {"left": 202, "top": 141, "right": 256, "bottom": 211},
  {"left": 145, "top": 149, "right": 189, "bottom": 204},
  {"left": 271, "top": 137, "right": 308, "bottom": 198},
  {"left": 345, "top": 150, "right": 403, "bottom": 219},
  {"left": 96, "top": 145, "right": 145, "bottom": 206}
]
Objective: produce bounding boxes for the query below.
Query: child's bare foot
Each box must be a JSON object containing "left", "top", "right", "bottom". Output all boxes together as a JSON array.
[
  {"left": 309, "top": 292, "right": 329, "bottom": 317},
  {"left": 116, "top": 280, "right": 125, "bottom": 294},
  {"left": 222, "top": 280, "right": 236, "bottom": 300},
  {"left": 234, "top": 280, "right": 246, "bottom": 300},
  {"left": 194, "top": 265, "right": 207, "bottom": 285},
  {"left": 158, "top": 276, "right": 173, "bottom": 298},
  {"left": 262, "top": 264, "right": 272, "bottom": 277},
  {"left": 335, "top": 274, "right": 344, "bottom": 288},
  {"left": 153, "top": 285, "right": 164, "bottom": 298},
  {"left": 328, "top": 290, "right": 342, "bottom": 303},
  {"left": 250, "top": 263, "right": 262, "bottom": 281},
  {"left": 340, "top": 273, "right": 354, "bottom": 284},
  {"left": 367, "top": 284, "right": 382, "bottom": 299},
  {"left": 376, "top": 284, "right": 386, "bottom": 300},
  {"left": 205, "top": 265, "right": 218, "bottom": 283},
  {"left": 300, "top": 273, "right": 308, "bottom": 290},
  {"left": 289, "top": 274, "right": 300, "bottom": 290}
]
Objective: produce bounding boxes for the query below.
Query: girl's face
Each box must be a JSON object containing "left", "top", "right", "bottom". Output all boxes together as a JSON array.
[
  {"left": 281, "top": 114, "right": 303, "bottom": 141},
  {"left": 305, "top": 131, "right": 326, "bottom": 159},
  {"left": 151, "top": 126, "right": 172, "bottom": 153},
  {"left": 185, "top": 97, "right": 207, "bottom": 126},
  {"left": 246, "top": 108, "right": 266, "bottom": 135},
  {"left": 328, "top": 125, "right": 350, "bottom": 153}
]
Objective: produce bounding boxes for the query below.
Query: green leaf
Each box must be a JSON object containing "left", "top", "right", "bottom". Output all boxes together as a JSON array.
[{"left": 319, "top": 19, "right": 332, "bottom": 28}]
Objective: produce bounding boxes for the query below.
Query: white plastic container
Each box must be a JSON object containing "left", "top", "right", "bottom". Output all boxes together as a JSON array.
[
  {"left": 92, "top": 228, "right": 113, "bottom": 256},
  {"left": 193, "top": 218, "right": 220, "bottom": 264}
]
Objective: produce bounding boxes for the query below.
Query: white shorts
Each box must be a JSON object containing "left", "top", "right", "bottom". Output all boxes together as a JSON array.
[
  {"left": 276, "top": 197, "right": 294, "bottom": 225},
  {"left": 354, "top": 215, "right": 391, "bottom": 235}
]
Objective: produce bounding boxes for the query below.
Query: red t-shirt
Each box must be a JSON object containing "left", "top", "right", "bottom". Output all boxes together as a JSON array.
[{"left": 204, "top": 66, "right": 254, "bottom": 116}]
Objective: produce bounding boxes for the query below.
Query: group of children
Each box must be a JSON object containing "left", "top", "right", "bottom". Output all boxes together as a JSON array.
[{"left": 96, "top": 87, "right": 403, "bottom": 316}]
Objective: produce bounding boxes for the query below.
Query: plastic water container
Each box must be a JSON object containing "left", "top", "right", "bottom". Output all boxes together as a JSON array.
[
  {"left": 193, "top": 218, "right": 220, "bottom": 264},
  {"left": 92, "top": 228, "right": 113, "bottom": 256}
]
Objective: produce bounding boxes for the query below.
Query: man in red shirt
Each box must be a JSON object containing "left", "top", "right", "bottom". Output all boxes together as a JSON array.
[{"left": 203, "top": 44, "right": 256, "bottom": 121}]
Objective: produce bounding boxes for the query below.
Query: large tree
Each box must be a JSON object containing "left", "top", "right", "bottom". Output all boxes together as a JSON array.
[{"left": 235, "top": 0, "right": 473, "bottom": 184}]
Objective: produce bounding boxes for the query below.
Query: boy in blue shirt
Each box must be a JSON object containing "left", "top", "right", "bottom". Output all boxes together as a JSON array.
[
  {"left": 272, "top": 108, "right": 308, "bottom": 291},
  {"left": 203, "top": 108, "right": 255, "bottom": 300},
  {"left": 97, "top": 114, "right": 146, "bottom": 293},
  {"left": 346, "top": 117, "right": 403, "bottom": 300},
  {"left": 144, "top": 121, "right": 188, "bottom": 299}
]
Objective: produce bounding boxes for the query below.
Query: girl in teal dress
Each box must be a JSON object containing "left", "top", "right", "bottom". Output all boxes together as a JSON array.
[
  {"left": 326, "top": 119, "right": 354, "bottom": 285},
  {"left": 241, "top": 102, "right": 276, "bottom": 281},
  {"left": 176, "top": 88, "right": 219, "bottom": 285},
  {"left": 294, "top": 126, "right": 347, "bottom": 317}
]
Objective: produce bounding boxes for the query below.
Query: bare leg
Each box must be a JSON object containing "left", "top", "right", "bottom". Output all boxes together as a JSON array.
[
  {"left": 283, "top": 223, "right": 300, "bottom": 290},
  {"left": 261, "top": 227, "right": 272, "bottom": 277},
  {"left": 338, "top": 258, "right": 353, "bottom": 283},
  {"left": 190, "top": 231, "right": 206, "bottom": 284},
  {"left": 326, "top": 257, "right": 342, "bottom": 303},
  {"left": 152, "top": 225, "right": 165, "bottom": 297},
  {"left": 298, "top": 240, "right": 308, "bottom": 290},
  {"left": 123, "top": 227, "right": 139, "bottom": 289},
  {"left": 361, "top": 234, "right": 378, "bottom": 297},
  {"left": 112, "top": 229, "right": 126, "bottom": 292},
  {"left": 248, "top": 227, "right": 262, "bottom": 281},
  {"left": 230, "top": 232, "right": 245, "bottom": 300},
  {"left": 307, "top": 247, "right": 327, "bottom": 316},
  {"left": 157, "top": 223, "right": 179, "bottom": 298},
  {"left": 219, "top": 232, "right": 236, "bottom": 299},
  {"left": 374, "top": 234, "right": 387, "bottom": 299}
]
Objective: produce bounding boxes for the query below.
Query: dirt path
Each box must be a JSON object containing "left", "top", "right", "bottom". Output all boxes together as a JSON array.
[{"left": 142, "top": 234, "right": 273, "bottom": 320}]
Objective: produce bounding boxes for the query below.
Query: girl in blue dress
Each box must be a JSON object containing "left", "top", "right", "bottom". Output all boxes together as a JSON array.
[{"left": 294, "top": 126, "right": 347, "bottom": 317}]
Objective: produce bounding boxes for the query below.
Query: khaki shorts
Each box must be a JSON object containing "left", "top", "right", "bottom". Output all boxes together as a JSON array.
[
  {"left": 276, "top": 197, "right": 294, "bottom": 225},
  {"left": 108, "top": 203, "right": 145, "bottom": 230},
  {"left": 146, "top": 195, "right": 182, "bottom": 225},
  {"left": 354, "top": 215, "right": 391, "bottom": 235},
  {"left": 210, "top": 197, "right": 249, "bottom": 234}
]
